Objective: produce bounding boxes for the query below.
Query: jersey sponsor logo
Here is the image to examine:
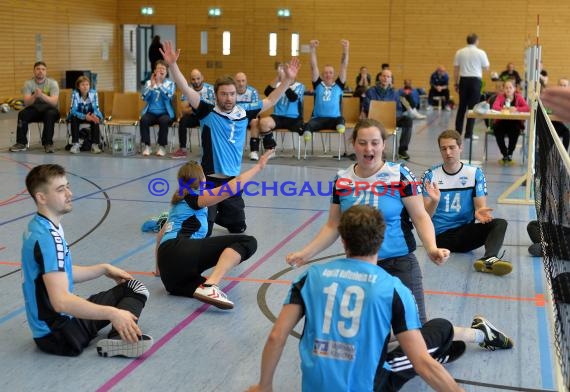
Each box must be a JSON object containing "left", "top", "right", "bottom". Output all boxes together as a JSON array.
[{"left": 313, "top": 339, "right": 356, "bottom": 361}]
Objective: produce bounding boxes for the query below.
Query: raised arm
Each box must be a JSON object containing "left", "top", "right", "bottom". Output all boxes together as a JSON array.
[
  {"left": 286, "top": 203, "right": 342, "bottom": 268},
  {"left": 309, "top": 39, "right": 320, "bottom": 82},
  {"left": 261, "top": 58, "right": 301, "bottom": 112},
  {"left": 338, "top": 39, "right": 350, "bottom": 84},
  {"left": 160, "top": 41, "right": 201, "bottom": 109}
]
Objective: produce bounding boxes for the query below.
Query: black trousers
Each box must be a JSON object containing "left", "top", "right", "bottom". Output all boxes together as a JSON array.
[
  {"left": 436, "top": 219, "right": 507, "bottom": 259},
  {"left": 157, "top": 235, "right": 257, "bottom": 296},
  {"left": 69, "top": 116, "right": 101, "bottom": 144},
  {"left": 374, "top": 318, "right": 455, "bottom": 391},
  {"left": 455, "top": 77, "right": 482, "bottom": 138},
  {"left": 178, "top": 113, "right": 200, "bottom": 148},
  {"left": 205, "top": 176, "right": 246, "bottom": 237},
  {"left": 140, "top": 112, "right": 171, "bottom": 146},
  {"left": 303, "top": 116, "right": 345, "bottom": 133},
  {"left": 553, "top": 121, "right": 570, "bottom": 150},
  {"left": 396, "top": 116, "right": 413, "bottom": 153},
  {"left": 428, "top": 87, "right": 450, "bottom": 106},
  {"left": 34, "top": 280, "right": 148, "bottom": 357},
  {"left": 16, "top": 104, "right": 60, "bottom": 145},
  {"left": 493, "top": 120, "right": 521, "bottom": 157}
]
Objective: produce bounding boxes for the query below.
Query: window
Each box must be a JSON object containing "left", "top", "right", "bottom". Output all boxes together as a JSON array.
[
  {"left": 291, "top": 33, "right": 300, "bottom": 57},
  {"left": 269, "top": 33, "right": 277, "bottom": 57},
  {"left": 200, "top": 31, "right": 208, "bottom": 55},
  {"left": 222, "top": 31, "right": 231, "bottom": 55}
]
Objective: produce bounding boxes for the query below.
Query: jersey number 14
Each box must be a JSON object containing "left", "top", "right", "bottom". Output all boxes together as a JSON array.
[{"left": 443, "top": 193, "right": 461, "bottom": 213}]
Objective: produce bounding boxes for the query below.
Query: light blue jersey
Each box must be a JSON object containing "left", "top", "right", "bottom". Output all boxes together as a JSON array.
[
  {"left": 421, "top": 163, "right": 487, "bottom": 235},
  {"left": 21, "top": 214, "right": 73, "bottom": 338},
  {"left": 332, "top": 163, "right": 422, "bottom": 259},
  {"left": 195, "top": 101, "right": 262, "bottom": 176},
  {"left": 312, "top": 78, "right": 345, "bottom": 118},
  {"left": 273, "top": 81, "right": 305, "bottom": 118},
  {"left": 181, "top": 82, "right": 214, "bottom": 104},
  {"left": 286, "top": 258, "right": 421, "bottom": 392},
  {"left": 237, "top": 85, "right": 259, "bottom": 104},
  {"left": 160, "top": 194, "right": 208, "bottom": 244}
]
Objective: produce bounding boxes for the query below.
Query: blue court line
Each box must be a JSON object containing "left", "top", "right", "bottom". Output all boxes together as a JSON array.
[
  {"left": 532, "top": 257, "right": 555, "bottom": 389},
  {"left": 0, "top": 164, "right": 182, "bottom": 227},
  {"left": 0, "top": 238, "right": 155, "bottom": 328}
]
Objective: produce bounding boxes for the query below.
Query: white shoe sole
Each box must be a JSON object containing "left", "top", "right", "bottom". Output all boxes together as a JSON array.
[{"left": 96, "top": 335, "right": 153, "bottom": 358}]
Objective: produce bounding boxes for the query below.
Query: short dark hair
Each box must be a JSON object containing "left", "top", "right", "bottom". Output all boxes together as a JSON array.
[
  {"left": 338, "top": 205, "right": 386, "bottom": 257},
  {"left": 214, "top": 75, "right": 237, "bottom": 94},
  {"left": 467, "top": 33, "right": 478, "bottom": 45},
  {"left": 25, "top": 164, "right": 66, "bottom": 203},
  {"left": 437, "top": 129, "right": 463, "bottom": 147},
  {"left": 351, "top": 118, "right": 387, "bottom": 143},
  {"left": 33, "top": 61, "right": 47, "bottom": 69},
  {"left": 381, "top": 63, "right": 390, "bottom": 69}
]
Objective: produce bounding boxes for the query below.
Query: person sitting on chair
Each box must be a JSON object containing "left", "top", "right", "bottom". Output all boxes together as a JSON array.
[
  {"left": 428, "top": 66, "right": 451, "bottom": 110},
  {"left": 68, "top": 76, "right": 103, "bottom": 154},
  {"left": 491, "top": 80, "right": 530, "bottom": 164}
]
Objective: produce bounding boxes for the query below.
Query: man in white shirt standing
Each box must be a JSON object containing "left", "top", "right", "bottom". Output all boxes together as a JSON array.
[{"left": 453, "top": 33, "right": 490, "bottom": 139}]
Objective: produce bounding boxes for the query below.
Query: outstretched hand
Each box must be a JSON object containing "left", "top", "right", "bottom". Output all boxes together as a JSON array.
[
  {"left": 257, "top": 149, "right": 274, "bottom": 170},
  {"left": 286, "top": 251, "right": 307, "bottom": 268},
  {"left": 424, "top": 180, "right": 440, "bottom": 202},
  {"left": 340, "top": 39, "right": 350, "bottom": 49},
  {"left": 159, "top": 40, "right": 180, "bottom": 66},
  {"left": 283, "top": 57, "right": 301, "bottom": 82}
]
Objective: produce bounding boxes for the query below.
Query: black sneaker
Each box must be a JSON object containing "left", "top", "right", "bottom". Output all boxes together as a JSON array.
[
  {"left": 9, "top": 143, "right": 27, "bottom": 152},
  {"left": 96, "top": 334, "right": 153, "bottom": 358},
  {"left": 44, "top": 144, "right": 54, "bottom": 153},
  {"left": 473, "top": 256, "right": 512, "bottom": 276},
  {"left": 471, "top": 315, "right": 513, "bottom": 351},
  {"left": 528, "top": 243, "right": 543, "bottom": 257},
  {"left": 398, "top": 151, "right": 410, "bottom": 160},
  {"left": 435, "top": 341, "right": 466, "bottom": 365}
]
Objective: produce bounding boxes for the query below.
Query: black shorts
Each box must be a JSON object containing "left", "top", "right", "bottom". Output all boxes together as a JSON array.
[{"left": 271, "top": 115, "right": 303, "bottom": 133}]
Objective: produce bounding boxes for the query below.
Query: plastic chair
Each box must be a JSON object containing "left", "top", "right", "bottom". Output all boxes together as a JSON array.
[{"left": 367, "top": 100, "right": 399, "bottom": 161}]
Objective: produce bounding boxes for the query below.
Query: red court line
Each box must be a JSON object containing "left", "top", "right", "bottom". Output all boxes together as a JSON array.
[
  {"left": 0, "top": 260, "right": 546, "bottom": 306},
  {"left": 96, "top": 210, "right": 325, "bottom": 392},
  {"left": 0, "top": 247, "right": 6, "bottom": 252}
]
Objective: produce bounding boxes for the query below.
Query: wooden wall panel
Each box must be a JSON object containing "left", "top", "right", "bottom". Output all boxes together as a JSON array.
[
  {"left": 1, "top": 0, "right": 570, "bottom": 102},
  {"left": 0, "top": 0, "right": 118, "bottom": 100}
]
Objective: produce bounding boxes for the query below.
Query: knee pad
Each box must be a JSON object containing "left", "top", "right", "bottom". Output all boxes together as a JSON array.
[
  {"left": 126, "top": 279, "right": 150, "bottom": 300},
  {"left": 262, "top": 136, "right": 276, "bottom": 150}
]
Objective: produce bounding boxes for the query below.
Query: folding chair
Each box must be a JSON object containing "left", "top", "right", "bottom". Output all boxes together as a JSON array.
[
  {"left": 104, "top": 92, "right": 143, "bottom": 150},
  {"left": 368, "top": 100, "right": 399, "bottom": 161}
]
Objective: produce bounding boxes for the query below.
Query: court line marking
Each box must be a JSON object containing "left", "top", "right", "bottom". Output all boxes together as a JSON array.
[
  {"left": 0, "top": 261, "right": 547, "bottom": 305},
  {"left": 96, "top": 211, "right": 325, "bottom": 392}
]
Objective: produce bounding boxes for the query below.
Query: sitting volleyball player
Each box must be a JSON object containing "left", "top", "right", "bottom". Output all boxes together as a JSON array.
[
  {"left": 422, "top": 130, "right": 511, "bottom": 275},
  {"left": 248, "top": 205, "right": 465, "bottom": 392},
  {"left": 21, "top": 164, "right": 152, "bottom": 357}
]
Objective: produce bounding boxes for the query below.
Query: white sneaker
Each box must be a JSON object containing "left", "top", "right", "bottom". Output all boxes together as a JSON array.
[
  {"left": 193, "top": 284, "right": 234, "bottom": 309},
  {"left": 91, "top": 144, "right": 102, "bottom": 154},
  {"left": 427, "top": 105, "right": 434, "bottom": 111},
  {"left": 70, "top": 143, "right": 81, "bottom": 154},
  {"left": 249, "top": 151, "right": 259, "bottom": 161},
  {"left": 142, "top": 145, "right": 151, "bottom": 156},
  {"left": 156, "top": 146, "right": 166, "bottom": 156},
  {"left": 411, "top": 108, "right": 427, "bottom": 119},
  {"left": 96, "top": 334, "right": 153, "bottom": 358},
  {"left": 444, "top": 105, "right": 452, "bottom": 112},
  {"left": 303, "top": 130, "right": 312, "bottom": 142}
]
